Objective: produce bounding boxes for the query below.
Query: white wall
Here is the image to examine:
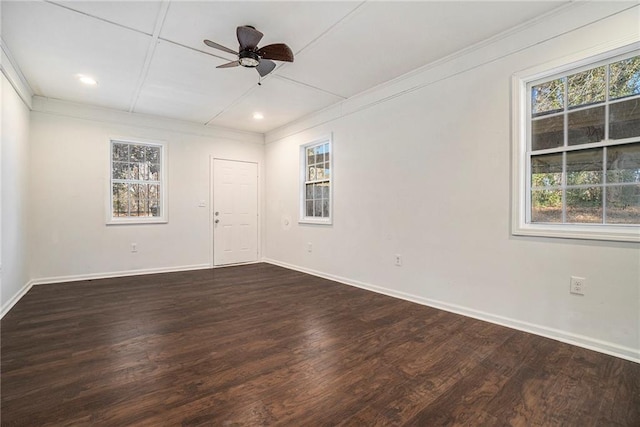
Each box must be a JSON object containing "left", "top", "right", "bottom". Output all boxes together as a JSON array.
[
  {"left": 264, "top": 4, "right": 640, "bottom": 360},
  {"left": 1, "top": 73, "right": 31, "bottom": 313},
  {"left": 28, "top": 98, "right": 264, "bottom": 282}
]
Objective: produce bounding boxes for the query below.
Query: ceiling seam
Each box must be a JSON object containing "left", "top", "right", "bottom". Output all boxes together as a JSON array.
[
  {"left": 204, "top": 83, "right": 258, "bottom": 126},
  {"left": 205, "top": 1, "right": 366, "bottom": 128},
  {"left": 127, "top": 0, "right": 171, "bottom": 113},
  {"left": 44, "top": 1, "right": 152, "bottom": 36},
  {"left": 293, "top": 1, "right": 367, "bottom": 57},
  {"left": 158, "top": 38, "right": 234, "bottom": 62},
  {"left": 268, "top": 1, "right": 367, "bottom": 79},
  {"left": 272, "top": 75, "right": 346, "bottom": 100}
]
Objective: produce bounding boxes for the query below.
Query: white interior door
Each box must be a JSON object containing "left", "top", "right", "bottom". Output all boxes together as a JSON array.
[{"left": 212, "top": 159, "right": 258, "bottom": 266}]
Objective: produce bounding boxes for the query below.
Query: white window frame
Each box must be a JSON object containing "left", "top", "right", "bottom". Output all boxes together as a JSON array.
[
  {"left": 512, "top": 42, "right": 640, "bottom": 243},
  {"left": 107, "top": 138, "right": 168, "bottom": 225},
  {"left": 299, "top": 135, "right": 333, "bottom": 225}
]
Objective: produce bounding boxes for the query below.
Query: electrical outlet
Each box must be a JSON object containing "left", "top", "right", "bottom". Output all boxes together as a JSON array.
[
  {"left": 570, "top": 276, "right": 585, "bottom": 295},
  {"left": 131, "top": 243, "right": 138, "bottom": 253},
  {"left": 394, "top": 254, "right": 402, "bottom": 266},
  {"left": 307, "top": 242, "right": 312, "bottom": 253}
]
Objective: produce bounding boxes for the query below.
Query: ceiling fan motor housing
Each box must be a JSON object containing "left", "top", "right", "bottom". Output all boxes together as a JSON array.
[{"left": 239, "top": 50, "right": 260, "bottom": 68}]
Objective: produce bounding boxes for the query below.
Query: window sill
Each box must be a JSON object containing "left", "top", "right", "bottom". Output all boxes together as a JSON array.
[
  {"left": 107, "top": 218, "right": 168, "bottom": 226},
  {"left": 513, "top": 222, "right": 640, "bottom": 243},
  {"left": 299, "top": 218, "right": 332, "bottom": 226}
]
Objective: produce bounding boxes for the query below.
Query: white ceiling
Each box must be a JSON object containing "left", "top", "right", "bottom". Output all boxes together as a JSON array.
[{"left": 2, "top": 1, "right": 569, "bottom": 134}]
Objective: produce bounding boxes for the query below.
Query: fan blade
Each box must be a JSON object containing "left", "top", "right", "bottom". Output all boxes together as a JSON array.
[
  {"left": 204, "top": 39, "right": 237, "bottom": 55},
  {"left": 237, "top": 26, "right": 263, "bottom": 50},
  {"left": 256, "top": 59, "right": 276, "bottom": 77},
  {"left": 257, "top": 43, "right": 294, "bottom": 62},
  {"left": 217, "top": 60, "right": 240, "bottom": 69}
]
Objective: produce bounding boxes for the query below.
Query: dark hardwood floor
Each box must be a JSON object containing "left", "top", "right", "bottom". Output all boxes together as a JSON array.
[{"left": 1, "top": 263, "right": 638, "bottom": 426}]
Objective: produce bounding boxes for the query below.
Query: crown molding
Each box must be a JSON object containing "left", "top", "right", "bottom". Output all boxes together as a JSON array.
[
  {"left": 32, "top": 96, "right": 265, "bottom": 145},
  {"left": 265, "top": 1, "right": 640, "bottom": 144},
  {"left": 1, "top": 38, "right": 34, "bottom": 109}
]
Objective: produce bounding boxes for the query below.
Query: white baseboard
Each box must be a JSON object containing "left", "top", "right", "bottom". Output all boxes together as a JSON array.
[
  {"left": 212, "top": 260, "right": 261, "bottom": 268},
  {"left": 1, "top": 261, "right": 257, "bottom": 319},
  {"left": 1, "top": 280, "right": 34, "bottom": 319},
  {"left": 30, "top": 264, "right": 212, "bottom": 286},
  {"left": 262, "top": 258, "right": 640, "bottom": 364}
]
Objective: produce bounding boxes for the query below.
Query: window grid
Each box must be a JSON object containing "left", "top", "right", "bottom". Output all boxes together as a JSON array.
[
  {"left": 301, "top": 139, "right": 331, "bottom": 222},
  {"left": 527, "top": 52, "right": 640, "bottom": 226},
  {"left": 110, "top": 140, "right": 163, "bottom": 220}
]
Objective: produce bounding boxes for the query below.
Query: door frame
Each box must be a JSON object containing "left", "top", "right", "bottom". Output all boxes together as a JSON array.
[{"left": 209, "top": 157, "right": 261, "bottom": 268}]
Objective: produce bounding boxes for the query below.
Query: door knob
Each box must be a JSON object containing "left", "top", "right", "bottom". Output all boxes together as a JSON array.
[
  {"left": 215, "top": 219, "right": 219, "bottom": 224},
  {"left": 214, "top": 211, "right": 219, "bottom": 216}
]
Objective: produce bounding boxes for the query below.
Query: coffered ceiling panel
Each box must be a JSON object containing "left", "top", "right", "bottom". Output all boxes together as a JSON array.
[
  {"left": 160, "top": 1, "right": 362, "bottom": 55},
  {"left": 2, "top": 0, "right": 151, "bottom": 111},
  {"left": 207, "top": 76, "right": 343, "bottom": 133},
  {"left": 133, "top": 40, "right": 258, "bottom": 123},
  {"left": 49, "top": 0, "right": 163, "bottom": 34}
]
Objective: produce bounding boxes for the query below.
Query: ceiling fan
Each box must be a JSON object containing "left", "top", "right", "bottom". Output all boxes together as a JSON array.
[{"left": 204, "top": 26, "right": 294, "bottom": 77}]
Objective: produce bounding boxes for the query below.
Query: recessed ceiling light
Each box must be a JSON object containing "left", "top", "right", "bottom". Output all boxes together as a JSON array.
[
  {"left": 77, "top": 75, "right": 97, "bottom": 85},
  {"left": 253, "top": 112, "right": 264, "bottom": 120}
]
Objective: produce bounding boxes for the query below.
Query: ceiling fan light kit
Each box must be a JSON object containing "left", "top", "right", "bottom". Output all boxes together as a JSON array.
[
  {"left": 204, "top": 25, "right": 294, "bottom": 78},
  {"left": 238, "top": 51, "right": 260, "bottom": 67}
]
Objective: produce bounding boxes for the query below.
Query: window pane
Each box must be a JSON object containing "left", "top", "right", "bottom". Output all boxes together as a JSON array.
[
  {"left": 129, "top": 184, "right": 140, "bottom": 216},
  {"left": 323, "top": 162, "right": 330, "bottom": 180},
  {"left": 531, "top": 115, "right": 563, "bottom": 151},
  {"left": 609, "top": 98, "right": 640, "bottom": 140},
  {"left": 316, "top": 166, "right": 324, "bottom": 180},
  {"left": 531, "top": 189, "right": 562, "bottom": 223},
  {"left": 322, "top": 183, "right": 330, "bottom": 199},
  {"left": 145, "top": 146, "right": 160, "bottom": 163},
  {"left": 568, "top": 66, "right": 606, "bottom": 108},
  {"left": 531, "top": 153, "right": 562, "bottom": 188},
  {"left": 307, "top": 147, "right": 314, "bottom": 166},
  {"left": 314, "top": 200, "right": 322, "bottom": 217},
  {"left": 112, "top": 162, "right": 128, "bottom": 179},
  {"left": 308, "top": 166, "right": 316, "bottom": 181},
  {"left": 314, "top": 145, "right": 324, "bottom": 164},
  {"left": 112, "top": 183, "right": 128, "bottom": 216},
  {"left": 306, "top": 200, "right": 313, "bottom": 217},
  {"left": 149, "top": 164, "right": 160, "bottom": 181},
  {"left": 609, "top": 56, "right": 640, "bottom": 100},
  {"left": 566, "top": 148, "right": 603, "bottom": 186},
  {"left": 149, "top": 184, "right": 160, "bottom": 216},
  {"left": 322, "top": 199, "right": 329, "bottom": 217},
  {"left": 129, "top": 162, "right": 140, "bottom": 180},
  {"left": 306, "top": 184, "right": 313, "bottom": 200},
  {"left": 138, "top": 196, "right": 149, "bottom": 216},
  {"left": 607, "top": 143, "right": 640, "bottom": 183},
  {"left": 138, "top": 163, "right": 149, "bottom": 181},
  {"left": 130, "top": 145, "right": 144, "bottom": 162},
  {"left": 112, "top": 143, "right": 129, "bottom": 161},
  {"left": 314, "top": 183, "right": 322, "bottom": 199},
  {"left": 568, "top": 106, "right": 605, "bottom": 145},
  {"left": 606, "top": 184, "right": 640, "bottom": 224},
  {"left": 566, "top": 187, "right": 602, "bottom": 223},
  {"left": 567, "top": 67, "right": 605, "bottom": 108},
  {"left": 532, "top": 78, "right": 564, "bottom": 117}
]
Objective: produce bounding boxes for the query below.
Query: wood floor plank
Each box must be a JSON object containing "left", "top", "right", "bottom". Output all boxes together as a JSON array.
[{"left": 1, "top": 263, "right": 638, "bottom": 426}]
